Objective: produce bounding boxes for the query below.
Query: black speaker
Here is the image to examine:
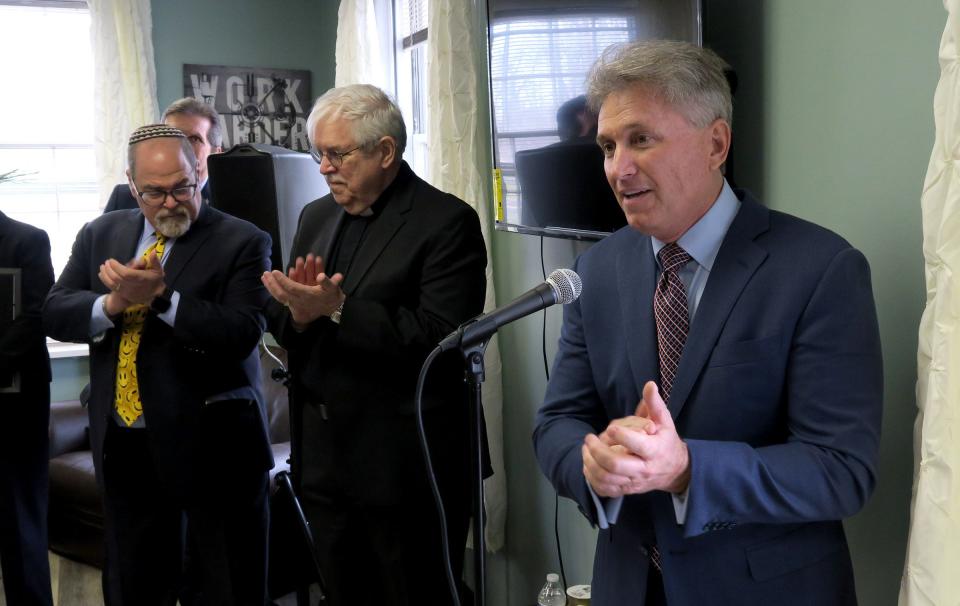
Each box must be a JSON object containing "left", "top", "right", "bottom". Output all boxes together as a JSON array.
[{"left": 207, "top": 144, "right": 329, "bottom": 270}]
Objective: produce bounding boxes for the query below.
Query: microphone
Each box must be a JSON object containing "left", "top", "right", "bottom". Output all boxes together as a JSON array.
[{"left": 439, "top": 268, "right": 582, "bottom": 351}]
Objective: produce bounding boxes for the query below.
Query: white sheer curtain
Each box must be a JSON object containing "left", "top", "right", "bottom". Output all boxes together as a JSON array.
[
  {"left": 900, "top": 1, "right": 960, "bottom": 604},
  {"left": 335, "top": 0, "right": 390, "bottom": 91},
  {"left": 427, "top": 0, "right": 506, "bottom": 551},
  {"left": 86, "top": 0, "right": 158, "bottom": 204}
]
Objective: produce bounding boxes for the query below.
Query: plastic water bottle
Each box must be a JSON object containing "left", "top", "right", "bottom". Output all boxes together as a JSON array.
[{"left": 537, "top": 573, "right": 566, "bottom": 606}]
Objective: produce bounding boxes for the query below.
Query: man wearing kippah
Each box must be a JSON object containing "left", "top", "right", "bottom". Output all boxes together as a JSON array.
[{"left": 44, "top": 124, "right": 274, "bottom": 605}]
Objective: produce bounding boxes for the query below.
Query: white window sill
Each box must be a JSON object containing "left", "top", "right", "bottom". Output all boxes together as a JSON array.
[{"left": 47, "top": 339, "right": 89, "bottom": 359}]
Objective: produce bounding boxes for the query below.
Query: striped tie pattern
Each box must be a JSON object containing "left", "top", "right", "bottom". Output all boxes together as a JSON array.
[
  {"left": 654, "top": 243, "right": 691, "bottom": 401},
  {"left": 114, "top": 233, "right": 165, "bottom": 426}
]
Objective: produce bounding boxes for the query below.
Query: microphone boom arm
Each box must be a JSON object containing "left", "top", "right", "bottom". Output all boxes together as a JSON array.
[{"left": 439, "top": 281, "right": 555, "bottom": 352}]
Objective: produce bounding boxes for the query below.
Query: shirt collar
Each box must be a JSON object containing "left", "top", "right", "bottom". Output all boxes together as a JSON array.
[
  {"left": 140, "top": 217, "right": 162, "bottom": 247},
  {"left": 355, "top": 161, "right": 411, "bottom": 219},
  {"left": 651, "top": 179, "right": 740, "bottom": 271}
]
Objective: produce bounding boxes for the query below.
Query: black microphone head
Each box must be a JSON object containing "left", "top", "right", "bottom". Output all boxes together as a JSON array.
[{"left": 546, "top": 268, "right": 582, "bottom": 304}]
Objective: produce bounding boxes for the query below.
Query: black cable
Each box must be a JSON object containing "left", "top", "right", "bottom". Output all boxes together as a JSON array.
[
  {"left": 415, "top": 346, "right": 462, "bottom": 606},
  {"left": 540, "top": 236, "right": 568, "bottom": 593},
  {"left": 555, "top": 491, "right": 567, "bottom": 592},
  {"left": 540, "top": 236, "right": 549, "bottom": 379}
]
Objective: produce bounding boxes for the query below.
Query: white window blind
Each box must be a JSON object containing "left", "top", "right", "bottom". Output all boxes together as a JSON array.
[
  {"left": 395, "top": 0, "right": 429, "bottom": 177},
  {"left": 489, "top": 12, "right": 635, "bottom": 214}
]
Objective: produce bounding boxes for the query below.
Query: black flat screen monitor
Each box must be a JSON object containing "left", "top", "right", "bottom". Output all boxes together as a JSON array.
[{"left": 487, "top": 0, "right": 702, "bottom": 240}]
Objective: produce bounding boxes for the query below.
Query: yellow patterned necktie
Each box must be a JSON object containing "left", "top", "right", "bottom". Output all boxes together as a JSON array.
[{"left": 114, "top": 232, "right": 166, "bottom": 426}]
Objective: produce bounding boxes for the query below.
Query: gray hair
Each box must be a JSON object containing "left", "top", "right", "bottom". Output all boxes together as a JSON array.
[
  {"left": 127, "top": 124, "right": 197, "bottom": 182},
  {"left": 306, "top": 84, "right": 407, "bottom": 156},
  {"left": 162, "top": 97, "right": 224, "bottom": 148},
  {"left": 586, "top": 40, "right": 732, "bottom": 128}
]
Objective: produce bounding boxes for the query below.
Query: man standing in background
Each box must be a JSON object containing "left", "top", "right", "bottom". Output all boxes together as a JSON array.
[{"left": 0, "top": 211, "right": 54, "bottom": 606}]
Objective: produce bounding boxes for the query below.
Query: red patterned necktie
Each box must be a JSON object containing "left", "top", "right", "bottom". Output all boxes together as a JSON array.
[{"left": 654, "top": 243, "right": 692, "bottom": 401}]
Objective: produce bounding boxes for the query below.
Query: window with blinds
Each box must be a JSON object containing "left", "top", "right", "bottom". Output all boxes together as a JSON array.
[
  {"left": 489, "top": 12, "right": 636, "bottom": 218},
  {"left": 395, "top": 0, "right": 429, "bottom": 177}
]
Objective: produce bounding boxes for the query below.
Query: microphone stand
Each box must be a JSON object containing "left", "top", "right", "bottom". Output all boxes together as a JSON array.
[
  {"left": 262, "top": 341, "right": 328, "bottom": 604},
  {"left": 461, "top": 337, "right": 490, "bottom": 606}
]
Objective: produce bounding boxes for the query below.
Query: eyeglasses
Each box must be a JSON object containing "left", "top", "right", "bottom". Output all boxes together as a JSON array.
[
  {"left": 309, "top": 145, "right": 362, "bottom": 168},
  {"left": 132, "top": 183, "right": 197, "bottom": 207}
]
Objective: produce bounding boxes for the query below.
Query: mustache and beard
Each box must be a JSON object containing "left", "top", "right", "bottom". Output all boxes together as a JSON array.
[{"left": 154, "top": 205, "right": 192, "bottom": 238}]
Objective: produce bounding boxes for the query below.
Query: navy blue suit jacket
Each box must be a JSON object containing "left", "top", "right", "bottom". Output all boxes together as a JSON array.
[
  {"left": 43, "top": 206, "right": 273, "bottom": 497},
  {"left": 533, "top": 191, "right": 882, "bottom": 605}
]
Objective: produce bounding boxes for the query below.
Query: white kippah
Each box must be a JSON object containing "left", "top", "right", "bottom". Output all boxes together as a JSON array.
[{"left": 128, "top": 124, "right": 185, "bottom": 145}]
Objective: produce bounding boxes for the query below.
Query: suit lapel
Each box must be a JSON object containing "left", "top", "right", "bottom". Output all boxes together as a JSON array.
[
  {"left": 320, "top": 209, "right": 344, "bottom": 262},
  {"left": 162, "top": 206, "right": 217, "bottom": 286},
  {"left": 341, "top": 170, "right": 413, "bottom": 293},
  {"left": 667, "top": 195, "right": 770, "bottom": 417},
  {"left": 114, "top": 210, "right": 144, "bottom": 264},
  {"left": 617, "top": 232, "right": 659, "bottom": 417}
]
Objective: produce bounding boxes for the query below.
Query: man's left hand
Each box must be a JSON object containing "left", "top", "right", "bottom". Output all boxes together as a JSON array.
[
  {"left": 262, "top": 253, "right": 345, "bottom": 329},
  {"left": 584, "top": 381, "right": 691, "bottom": 496},
  {"left": 98, "top": 251, "right": 165, "bottom": 306}
]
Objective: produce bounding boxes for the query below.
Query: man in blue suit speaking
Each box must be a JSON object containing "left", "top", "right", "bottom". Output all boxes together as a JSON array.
[{"left": 533, "top": 40, "right": 882, "bottom": 605}]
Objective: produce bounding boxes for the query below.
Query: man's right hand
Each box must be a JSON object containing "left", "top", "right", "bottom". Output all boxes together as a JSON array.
[
  {"left": 583, "top": 412, "right": 657, "bottom": 498},
  {"left": 583, "top": 382, "right": 692, "bottom": 497},
  {"left": 261, "top": 253, "right": 345, "bottom": 329},
  {"left": 98, "top": 252, "right": 164, "bottom": 311}
]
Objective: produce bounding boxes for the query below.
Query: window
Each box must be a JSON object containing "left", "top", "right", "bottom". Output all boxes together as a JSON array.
[
  {"left": 489, "top": 12, "right": 635, "bottom": 216},
  {"left": 394, "top": 0, "right": 429, "bottom": 178},
  {"left": 0, "top": 2, "right": 97, "bottom": 278}
]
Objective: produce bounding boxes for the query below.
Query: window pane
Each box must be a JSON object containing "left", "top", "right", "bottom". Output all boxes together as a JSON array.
[
  {"left": 0, "top": 6, "right": 93, "bottom": 144},
  {"left": 395, "top": 0, "right": 430, "bottom": 179},
  {"left": 0, "top": 5, "right": 97, "bottom": 279},
  {"left": 489, "top": 12, "right": 634, "bottom": 215}
]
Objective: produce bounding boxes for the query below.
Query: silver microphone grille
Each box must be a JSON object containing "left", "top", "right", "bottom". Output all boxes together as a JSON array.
[{"left": 546, "top": 268, "right": 583, "bottom": 304}]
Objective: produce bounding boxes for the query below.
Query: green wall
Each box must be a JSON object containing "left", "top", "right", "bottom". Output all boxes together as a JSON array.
[
  {"left": 150, "top": 0, "right": 337, "bottom": 112},
  {"left": 760, "top": 3, "right": 940, "bottom": 604},
  {"left": 50, "top": 0, "right": 339, "bottom": 403},
  {"left": 50, "top": 356, "right": 89, "bottom": 403},
  {"left": 488, "top": 2, "right": 943, "bottom": 605}
]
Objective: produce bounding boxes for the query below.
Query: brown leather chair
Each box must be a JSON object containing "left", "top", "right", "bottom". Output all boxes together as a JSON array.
[{"left": 47, "top": 345, "right": 293, "bottom": 573}]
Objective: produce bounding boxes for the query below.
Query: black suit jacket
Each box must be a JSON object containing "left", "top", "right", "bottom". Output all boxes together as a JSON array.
[
  {"left": 0, "top": 212, "right": 53, "bottom": 388},
  {"left": 43, "top": 206, "right": 273, "bottom": 496},
  {"left": 267, "top": 162, "right": 487, "bottom": 506},
  {"left": 103, "top": 182, "right": 211, "bottom": 213}
]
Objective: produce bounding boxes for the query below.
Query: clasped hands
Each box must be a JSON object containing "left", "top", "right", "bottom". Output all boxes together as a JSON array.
[
  {"left": 98, "top": 251, "right": 166, "bottom": 316},
  {"left": 583, "top": 381, "right": 691, "bottom": 498},
  {"left": 261, "top": 254, "right": 345, "bottom": 330}
]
